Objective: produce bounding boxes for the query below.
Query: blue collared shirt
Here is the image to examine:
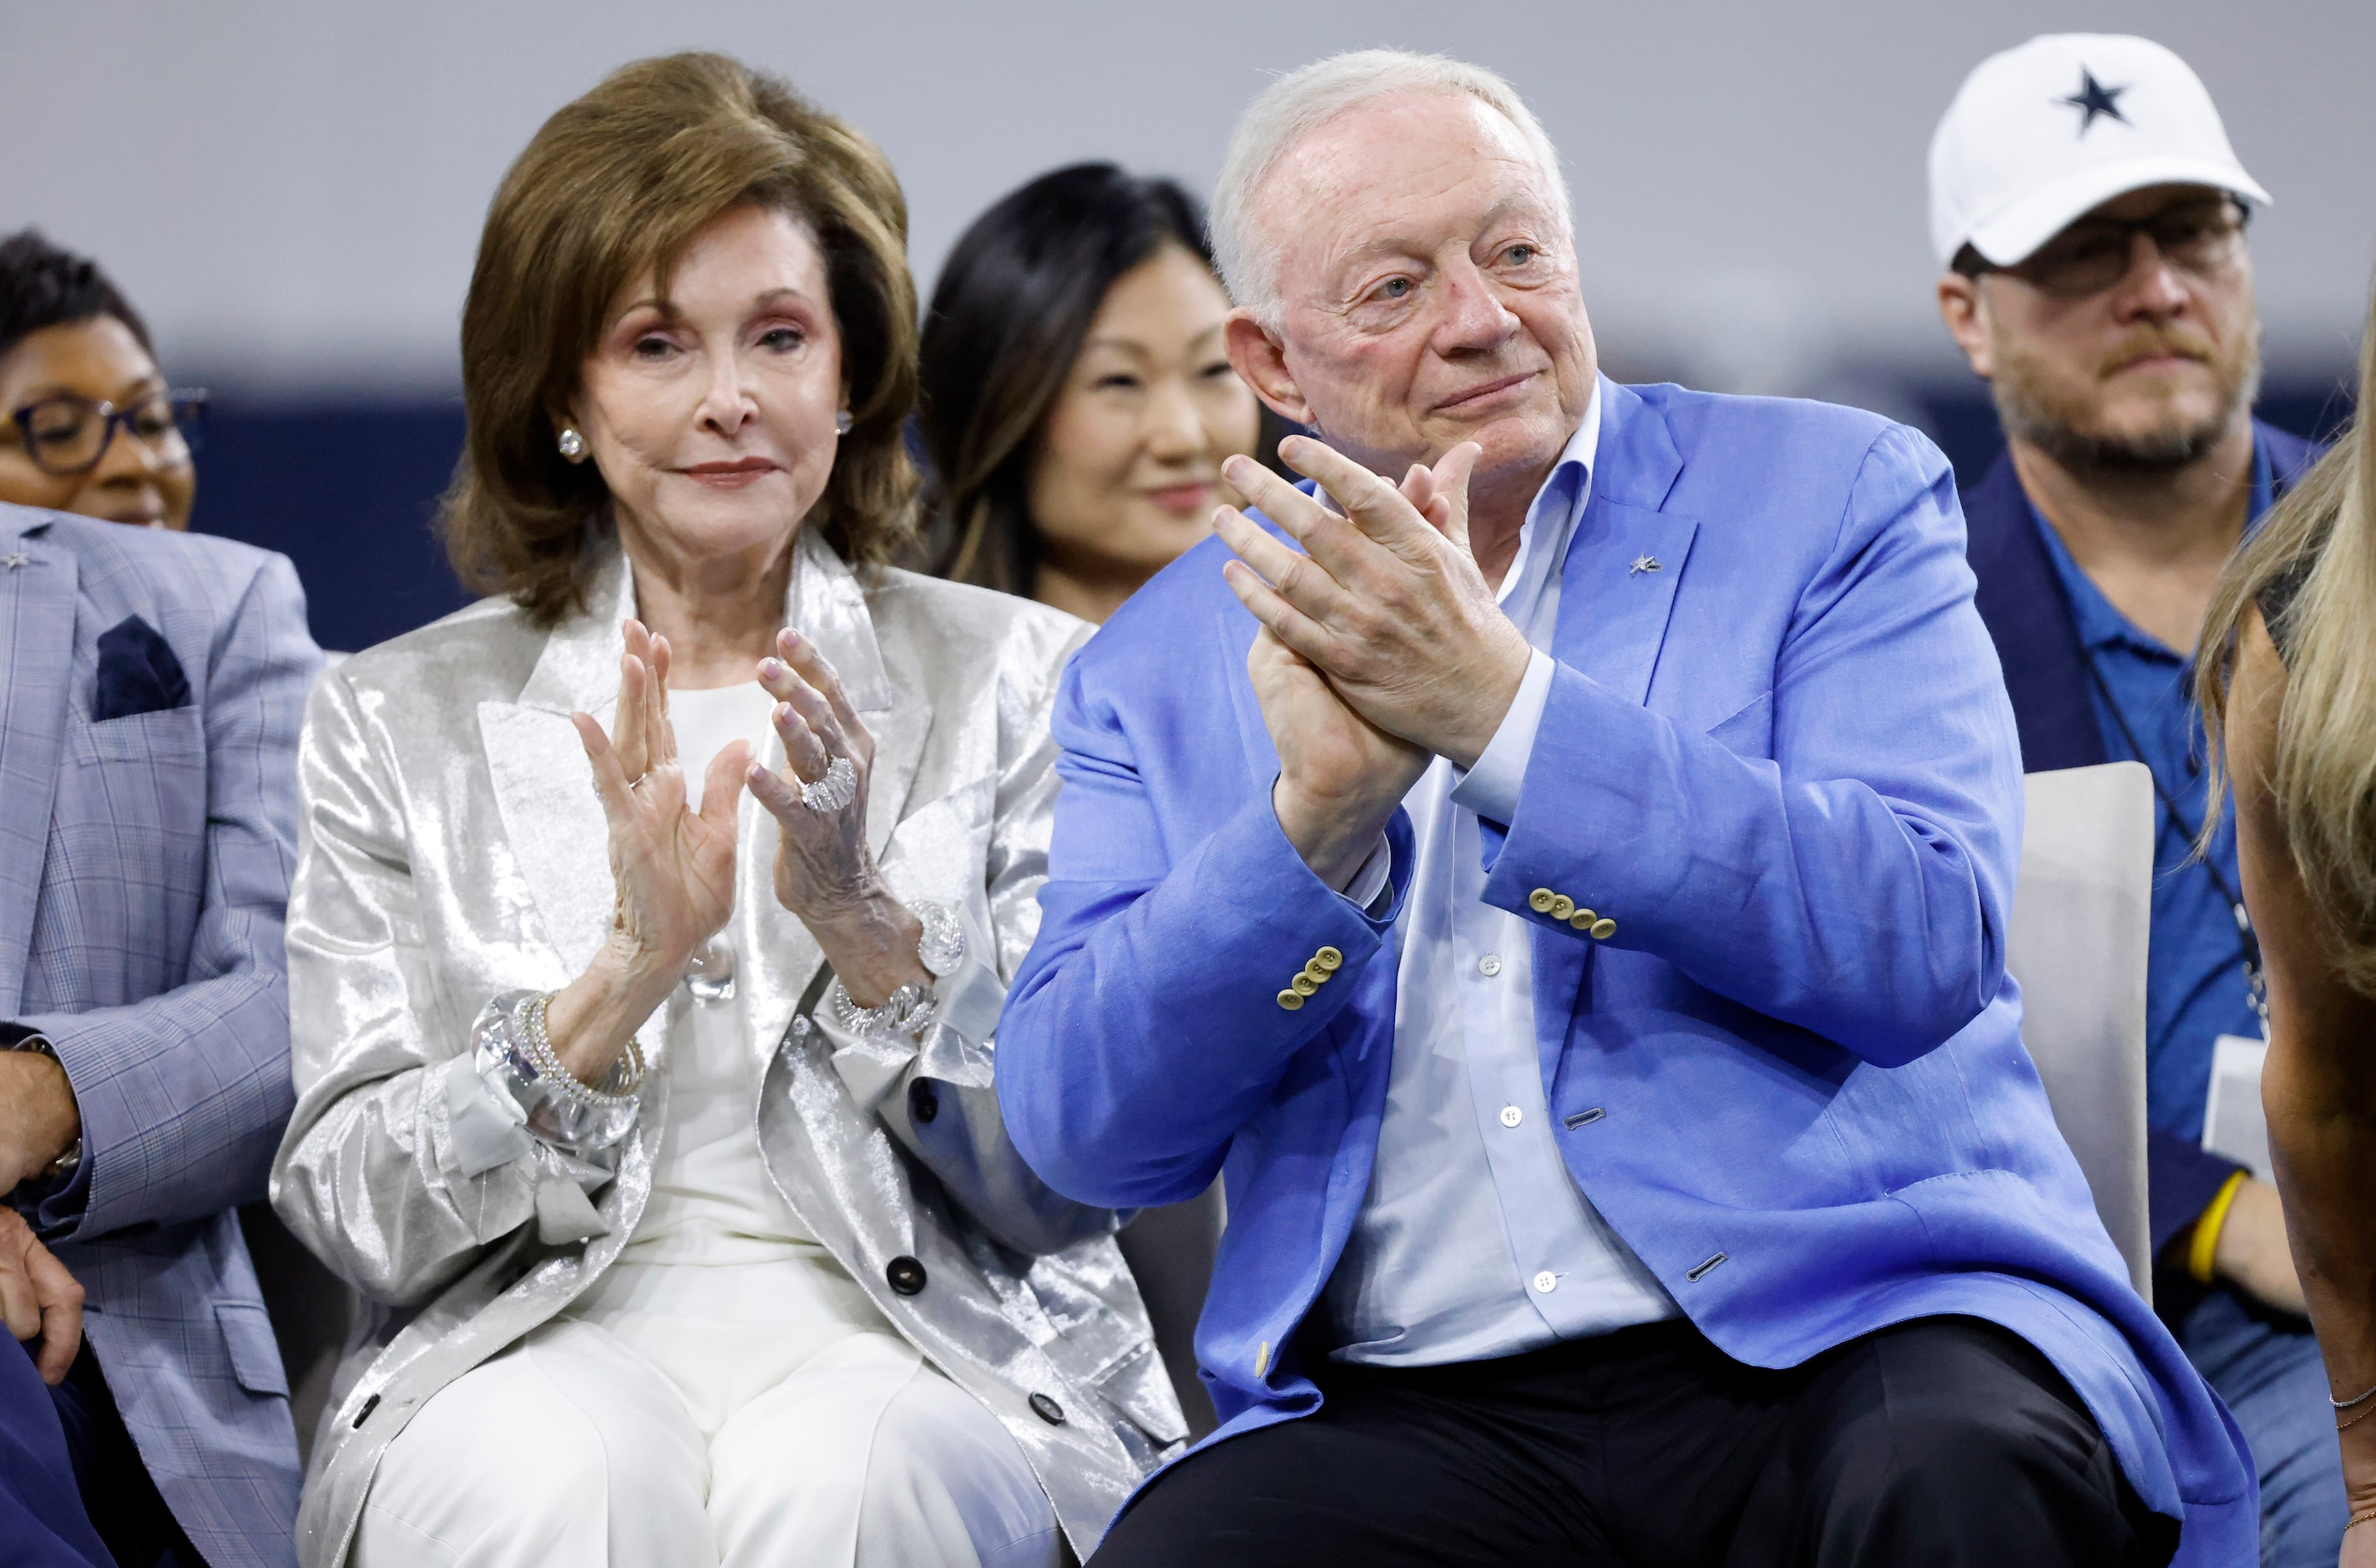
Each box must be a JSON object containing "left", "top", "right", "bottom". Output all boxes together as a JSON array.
[
  {"left": 1323, "top": 388, "right": 1681, "bottom": 1367},
  {"left": 2029, "top": 440, "right": 2272, "bottom": 1141}
]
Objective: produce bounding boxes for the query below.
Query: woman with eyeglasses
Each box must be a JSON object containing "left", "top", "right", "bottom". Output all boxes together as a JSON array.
[{"left": 0, "top": 230, "right": 204, "bottom": 530}]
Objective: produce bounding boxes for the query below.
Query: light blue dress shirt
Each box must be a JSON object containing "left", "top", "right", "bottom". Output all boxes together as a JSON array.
[{"left": 1324, "top": 388, "right": 1681, "bottom": 1367}]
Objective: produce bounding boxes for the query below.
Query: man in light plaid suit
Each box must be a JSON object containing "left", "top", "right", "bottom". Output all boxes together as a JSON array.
[{"left": 0, "top": 500, "right": 319, "bottom": 1566}]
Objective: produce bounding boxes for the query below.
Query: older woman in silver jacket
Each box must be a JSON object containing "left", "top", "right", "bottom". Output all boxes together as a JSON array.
[{"left": 269, "top": 54, "right": 1180, "bottom": 1568}]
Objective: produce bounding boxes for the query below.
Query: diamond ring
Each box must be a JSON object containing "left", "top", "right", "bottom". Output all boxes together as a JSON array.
[{"left": 800, "top": 756, "right": 859, "bottom": 813}]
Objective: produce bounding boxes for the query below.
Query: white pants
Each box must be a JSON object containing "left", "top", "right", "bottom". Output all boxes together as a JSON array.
[{"left": 353, "top": 1258, "right": 1060, "bottom": 1568}]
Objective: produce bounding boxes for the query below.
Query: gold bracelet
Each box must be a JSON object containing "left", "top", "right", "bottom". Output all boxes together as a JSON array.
[
  {"left": 2347, "top": 1505, "right": 2376, "bottom": 1532},
  {"left": 2341, "top": 1402, "right": 2376, "bottom": 1434},
  {"left": 2187, "top": 1170, "right": 2249, "bottom": 1285}
]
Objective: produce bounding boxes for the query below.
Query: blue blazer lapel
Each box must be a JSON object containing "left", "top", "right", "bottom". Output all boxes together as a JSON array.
[
  {"left": 0, "top": 514, "right": 77, "bottom": 1014},
  {"left": 1530, "top": 383, "right": 1697, "bottom": 1068},
  {"left": 1549, "top": 380, "right": 1696, "bottom": 701}
]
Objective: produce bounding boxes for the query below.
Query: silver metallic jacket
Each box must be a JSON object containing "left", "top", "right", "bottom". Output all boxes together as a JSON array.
[{"left": 269, "top": 529, "right": 1182, "bottom": 1566}]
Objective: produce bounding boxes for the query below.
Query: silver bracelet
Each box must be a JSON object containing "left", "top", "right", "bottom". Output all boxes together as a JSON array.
[
  {"left": 828, "top": 979, "right": 938, "bottom": 1040},
  {"left": 2333, "top": 1380, "right": 2376, "bottom": 1411},
  {"left": 470, "top": 990, "right": 645, "bottom": 1156},
  {"left": 517, "top": 991, "right": 645, "bottom": 1105}
]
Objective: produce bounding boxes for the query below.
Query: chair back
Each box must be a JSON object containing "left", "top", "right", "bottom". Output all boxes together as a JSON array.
[{"left": 2009, "top": 761, "right": 2155, "bottom": 1299}]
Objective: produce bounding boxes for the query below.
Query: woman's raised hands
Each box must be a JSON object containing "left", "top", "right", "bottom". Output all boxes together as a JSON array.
[
  {"left": 747, "top": 627, "right": 928, "bottom": 1009},
  {"left": 549, "top": 619, "right": 750, "bottom": 1083}
]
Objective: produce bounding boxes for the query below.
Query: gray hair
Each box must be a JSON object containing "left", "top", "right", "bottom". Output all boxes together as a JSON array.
[{"left": 1210, "top": 49, "right": 1572, "bottom": 328}]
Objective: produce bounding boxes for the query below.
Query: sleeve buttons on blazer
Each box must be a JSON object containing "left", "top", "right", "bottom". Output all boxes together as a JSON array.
[
  {"left": 1568, "top": 908, "right": 1596, "bottom": 930},
  {"left": 1549, "top": 894, "right": 1576, "bottom": 921},
  {"left": 1314, "top": 946, "right": 1342, "bottom": 971},
  {"left": 1276, "top": 989, "right": 1305, "bottom": 1011},
  {"left": 1290, "top": 973, "right": 1319, "bottom": 997},
  {"left": 1529, "top": 888, "right": 1558, "bottom": 913},
  {"left": 1302, "top": 959, "right": 1331, "bottom": 984},
  {"left": 1590, "top": 918, "right": 1617, "bottom": 940},
  {"left": 886, "top": 1256, "right": 927, "bottom": 1296}
]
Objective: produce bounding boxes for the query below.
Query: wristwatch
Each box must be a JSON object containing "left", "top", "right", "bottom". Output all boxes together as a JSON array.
[
  {"left": 915, "top": 900, "right": 966, "bottom": 979},
  {"left": 3, "top": 1034, "right": 82, "bottom": 1181}
]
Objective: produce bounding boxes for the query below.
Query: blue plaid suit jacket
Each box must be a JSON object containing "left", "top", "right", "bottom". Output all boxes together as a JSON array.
[{"left": 1, "top": 504, "right": 318, "bottom": 1567}]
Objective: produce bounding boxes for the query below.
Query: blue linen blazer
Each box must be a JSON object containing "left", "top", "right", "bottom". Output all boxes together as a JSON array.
[
  {"left": 998, "top": 380, "right": 2255, "bottom": 1561},
  {"left": 1964, "top": 422, "right": 2321, "bottom": 1264},
  {"left": 0, "top": 504, "right": 318, "bottom": 1567}
]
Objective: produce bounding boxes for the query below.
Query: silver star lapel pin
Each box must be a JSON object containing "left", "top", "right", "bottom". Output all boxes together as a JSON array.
[
  {"left": 1, "top": 549, "right": 29, "bottom": 571},
  {"left": 1628, "top": 554, "right": 1661, "bottom": 575}
]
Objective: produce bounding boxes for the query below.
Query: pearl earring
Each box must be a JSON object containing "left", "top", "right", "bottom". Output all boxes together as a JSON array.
[
  {"left": 833, "top": 410, "right": 853, "bottom": 436},
  {"left": 557, "top": 427, "right": 587, "bottom": 461}
]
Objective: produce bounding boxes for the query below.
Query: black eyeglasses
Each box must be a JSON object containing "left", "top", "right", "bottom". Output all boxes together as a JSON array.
[
  {"left": 1960, "top": 197, "right": 2251, "bottom": 301},
  {"left": 3, "top": 388, "right": 207, "bottom": 476}
]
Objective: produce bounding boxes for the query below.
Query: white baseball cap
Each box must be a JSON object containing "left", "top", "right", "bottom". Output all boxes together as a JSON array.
[{"left": 1929, "top": 33, "right": 2270, "bottom": 268}]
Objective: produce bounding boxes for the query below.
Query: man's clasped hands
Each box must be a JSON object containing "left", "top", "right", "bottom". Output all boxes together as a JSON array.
[{"left": 1215, "top": 434, "right": 1532, "bottom": 889}]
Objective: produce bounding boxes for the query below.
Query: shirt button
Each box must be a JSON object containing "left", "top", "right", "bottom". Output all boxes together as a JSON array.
[
  {"left": 1478, "top": 953, "right": 1503, "bottom": 977},
  {"left": 1533, "top": 1271, "right": 1559, "bottom": 1294},
  {"left": 1499, "top": 1105, "right": 1523, "bottom": 1128},
  {"left": 886, "top": 1256, "right": 928, "bottom": 1296}
]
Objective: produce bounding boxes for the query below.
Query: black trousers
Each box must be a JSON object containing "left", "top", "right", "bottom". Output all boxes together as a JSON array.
[{"left": 1094, "top": 1317, "right": 2176, "bottom": 1567}]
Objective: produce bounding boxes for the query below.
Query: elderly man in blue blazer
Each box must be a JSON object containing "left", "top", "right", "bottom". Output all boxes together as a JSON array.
[
  {"left": 997, "top": 48, "right": 2252, "bottom": 1568},
  {"left": 0, "top": 501, "right": 317, "bottom": 1565}
]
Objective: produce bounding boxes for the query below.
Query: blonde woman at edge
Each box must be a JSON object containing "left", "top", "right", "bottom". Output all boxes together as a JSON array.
[
  {"left": 268, "top": 53, "right": 1180, "bottom": 1568},
  {"left": 2200, "top": 293, "right": 2376, "bottom": 1562}
]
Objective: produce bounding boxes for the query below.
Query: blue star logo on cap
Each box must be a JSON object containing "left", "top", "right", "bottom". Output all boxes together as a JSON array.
[{"left": 2058, "top": 68, "right": 2131, "bottom": 135}]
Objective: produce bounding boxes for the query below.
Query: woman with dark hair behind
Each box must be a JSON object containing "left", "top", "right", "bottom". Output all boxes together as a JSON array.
[
  {"left": 921, "top": 167, "right": 1267, "bottom": 1436},
  {"left": 0, "top": 230, "right": 202, "bottom": 529},
  {"left": 2198, "top": 292, "right": 2376, "bottom": 1561},
  {"left": 921, "top": 164, "right": 1275, "bottom": 625}
]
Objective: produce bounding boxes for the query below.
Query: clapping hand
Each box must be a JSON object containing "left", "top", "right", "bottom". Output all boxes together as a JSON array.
[
  {"left": 747, "top": 627, "right": 879, "bottom": 926},
  {"left": 746, "top": 628, "right": 927, "bottom": 1009},
  {"left": 549, "top": 619, "right": 749, "bottom": 1083},
  {"left": 1220, "top": 443, "right": 1512, "bottom": 885},
  {"left": 1216, "top": 437, "right": 1532, "bottom": 774}
]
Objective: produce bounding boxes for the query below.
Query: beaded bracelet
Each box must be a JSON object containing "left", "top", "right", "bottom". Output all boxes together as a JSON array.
[
  {"left": 827, "top": 978, "right": 939, "bottom": 1041},
  {"left": 468, "top": 990, "right": 645, "bottom": 1158},
  {"left": 517, "top": 990, "right": 645, "bottom": 1105}
]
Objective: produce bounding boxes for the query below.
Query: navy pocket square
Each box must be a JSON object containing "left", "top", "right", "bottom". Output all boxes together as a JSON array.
[{"left": 93, "top": 615, "right": 191, "bottom": 722}]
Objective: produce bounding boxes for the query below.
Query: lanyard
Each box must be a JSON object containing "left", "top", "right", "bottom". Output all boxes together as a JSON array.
[{"left": 2073, "top": 636, "right": 2269, "bottom": 1029}]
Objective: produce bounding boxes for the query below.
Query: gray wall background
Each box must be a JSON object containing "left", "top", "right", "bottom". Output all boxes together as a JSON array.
[
  {"left": 3, "top": 0, "right": 2368, "bottom": 649},
  {"left": 5, "top": 0, "right": 2372, "bottom": 399}
]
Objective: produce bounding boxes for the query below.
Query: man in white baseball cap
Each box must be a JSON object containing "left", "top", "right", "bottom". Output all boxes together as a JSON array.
[{"left": 1934, "top": 34, "right": 2345, "bottom": 1568}]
